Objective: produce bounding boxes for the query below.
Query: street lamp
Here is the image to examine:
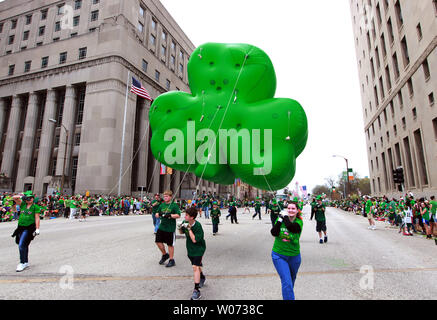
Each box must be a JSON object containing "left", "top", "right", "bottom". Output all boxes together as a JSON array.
[
  {"left": 49, "top": 118, "right": 69, "bottom": 195},
  {"left": 333, "top": 154, "right": 350, "bottom": 199}
]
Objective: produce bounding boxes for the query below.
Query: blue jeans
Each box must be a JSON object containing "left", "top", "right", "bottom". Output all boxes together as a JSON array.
[
  {"left": 18, "top": 229, "right": 31, "bottom": 264},
  {"left": 154, "top": 217, "right": 161, "bottom": 233},
  {"left": 271, "top": 251, "right": 301, "bottom": 300},
  {"left": 203, "top": 207, "right": 209, "bottom": 218}
]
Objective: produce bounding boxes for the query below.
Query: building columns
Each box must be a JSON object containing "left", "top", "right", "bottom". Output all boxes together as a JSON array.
[
  {"left": 15, "top": 93, "right": 39, "bottom": 192},
  {"left": 34, "top": 89, "right": 57, "bottom": 195},
  {"left": 0, "top": 95, "right": 22, "bottom": 178},
  {"left": 136, "top": 99, "right": 150, "bottom": 189}
]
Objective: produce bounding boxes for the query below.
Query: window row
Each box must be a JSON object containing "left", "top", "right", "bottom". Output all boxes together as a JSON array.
[{"left": 7, "top": 48, "right": 87, "bottom": 75}]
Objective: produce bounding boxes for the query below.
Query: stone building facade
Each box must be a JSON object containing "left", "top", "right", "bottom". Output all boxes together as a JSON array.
[{"left": 350, "top": 0, "right": 437, "bottom": 198}]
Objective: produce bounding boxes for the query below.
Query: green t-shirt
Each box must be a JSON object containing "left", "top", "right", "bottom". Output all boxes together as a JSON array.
[
  {"left": 70, "top": 200, "right": 78, "bottom": 209},
  {"left": 430, "top": 200, "right": 437, "bottom": 215},
  {"left": 158, "top": 202, "right": 181, "bottom": 232},
  {"left": 314, "top": 204, "right": 326, "bottom": 221},
  {"left": 183, "top": 220, "right": 206, "bottom": 257},
  {"left": 210, "top": 208, "right": 221, "bottom": 224},
  {"left": 151, "top": 200, "right": 161, "bottom": 214},
  {"left": 270, "top": 204, "right": 281, "bottom": 216},
  {"left": 365, "top": 200, "right": 372, "bottom": 214},
  {"left": 421, "top": 208, "right": 430, "bottom": 221},
  {"left": 18, "top": 203, "right": 41, "bottom": 227},
  {"left": 272, "top": 217, "right": 303, "bottom": 257}
]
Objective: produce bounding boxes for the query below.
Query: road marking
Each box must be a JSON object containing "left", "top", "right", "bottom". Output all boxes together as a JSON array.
[{"left": 1, "top": 267, "right": 437, "bottom": 284}]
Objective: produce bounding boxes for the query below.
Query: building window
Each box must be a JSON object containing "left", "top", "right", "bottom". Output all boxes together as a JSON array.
[
  {"left": 179, "top": 51, "right": 184, "bottom": 61},
  {"left": 170, "top": 55, "right": 175, "bottom": 66},
  {"left": 23, "top": 31, "right": 29, "bottom": 41},
  {"left": 36, "top": 42, "right": 43, "bottom": 47},
  {"left": 54, "top": 135, "right": 60, "bottom": 148},
  {"left": 41, "top": 56, "right": 49, "bottom": 68},
  {"left": 393, "top": 125, "right": 397, "bottom": 136},
  {"left": 179, "top": 63, "right": 183, "bottom": 75},
  {"left": 93, "top": 0, "right": 99, "bottom": 4},
  {"left": 392, "top": 52, "right": 400, "bottom": 80},
  {"left": 76, "top": 88, "right": 85, "bottom": 125},
  {"left": 75, "top": 133, "right": 81, "bottom": 146},
  {"left": 8, "top": 65, "right": 15, "bottom": 76},
  {"left": 11, "top": 19, "right": 17, "bottom": 29},
  {"left": 51, "top": 158, "right": 57, "bottom": 176},
  {"left": 395, "top": 0, "right": 404, "bottom": 29},
  {"left": 39, "top": 26, "right": 45, "bottom": 36},
  {"left": 138, "top": 22, "right": 144, "bottom": 33},
  {"left": 71, "top": 32, "right": 78, "bottom": 37},
  {"left": 387, "top": 18, "right": 394, "bottom": 44},
  {"left": 73, "top": 16, "right": 80, "bottom": 27},
  {"left": 139, "top": 6, "right": 145, "bottom": 17},
  {"left": 0, "top": 23, "right": 3, "bottom": 33},
  {"left": 385, "top": 66, "right": 392, "bottom": 90},
  {"left": 416, "top": 23, "right": 423, "bottom": 40},
  {"left": 57, "top": 4, "right": 65, "bottom": 15},
  {"left": 412, "top": 107, "right": 417, "bottom": 119},
  {"left": 41, "top": 9, "right": 48, "bottom": 20},
  {"left": 150, "top": 34, "right": 156, "bottom": 46},
  {"left": 78, "top": 47, "right": 87, "bottom": 60},
  {"left": 24, "top": 61, "right": 31, "bottom": 72},
  {"left": 162, "top": 31, "right": 167, "bottom": 41},
  {"left": 8, "top": 35, "right": 14, "bottom": 45},
  {"left": 401, "top": 117, "right": 406, "bottom": 129},
  {"left": 400, "top": 36, "right": 409, "bottom": 67},
  {"left": 142, "top": 59, "right": 148, "bottom": 73},
  {"left": 155, "top": 70, "right": 160, "bottom": 82},
  {"left": 91, "top": 10, "right": 99, "bottom": 21},
  {"left": 75, "top": 0, "right": 82, "bottom": 10},
  {"left": 422, "top": 59, "right": 430, "bottom": 80},
  {"left": 59, "top": 52, "right": 67, "bottom": 64},
  {"left": 55, "top": 21, "right": 61, "bottom": 32},
  {"left": 407, "top": 78, "right": 414, "bottom": 97},
  {"left": 166, "top": 79, "right": 170, "bottom": 90},
  {"left": 429, "top": 93, "right": 435, "bottom": 107},
  {"left": 433, "top": 117, "right": 437, "bottom": 140},
  {"left": 151, "top": 19, "right": 156, "bottom": 30},
  {"left": 171, "top": 41, "right": 175, "bottom": 50},
  {"left": 53, "top": 37, "right": 60, "bottom": 42},
  {"left": 161, "top": 45, "right": 166, "bottom": 57},
  {"left": 26, "top": 14, "right": 32, "bottom": 25}
]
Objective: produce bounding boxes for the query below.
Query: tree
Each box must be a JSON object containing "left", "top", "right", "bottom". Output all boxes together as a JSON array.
[{"left": 312, "top": 185, "right": 330, "bottom": 197}]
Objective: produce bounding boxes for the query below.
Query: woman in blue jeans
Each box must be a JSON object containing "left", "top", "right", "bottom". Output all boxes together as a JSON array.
[{"left": 270, "top": 201, "right": 303, "bottom": 300}]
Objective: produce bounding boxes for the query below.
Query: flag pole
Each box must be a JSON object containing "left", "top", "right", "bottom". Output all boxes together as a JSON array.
[{"left": 119, "top": 70, "right": 130, "bottom": 196}]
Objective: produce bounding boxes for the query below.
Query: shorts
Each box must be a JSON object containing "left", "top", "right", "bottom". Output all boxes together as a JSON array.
[
  {"left": 155, "top": 229, "right": 175, "bottom": 246},
  {"left": 188, "top": 255, "right": 203, "bottom": 267},
  {"left": 424, "top": 219, "right": 430, "bottom": 226},
  {"left": 366, "top": 212, "right": 373, "bottom": 219},
  {"left": 316, "top": 220, "right": 327, "bottom": 232}
]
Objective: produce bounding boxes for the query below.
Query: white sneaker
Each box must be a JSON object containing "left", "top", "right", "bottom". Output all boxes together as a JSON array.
[
  {"left": 371, "top": 226, "right": 376, "bottom": 230},
  {"left": 16, "top": 263, "right": 29, "bottom": 272},
  {"left": 368, "top": 226, "right": 372, "bottom": 229}
]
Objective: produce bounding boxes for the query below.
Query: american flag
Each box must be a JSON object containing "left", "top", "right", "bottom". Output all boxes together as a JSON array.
[{"left": 130, "top": 77, "right": 152, "bottom": 101}]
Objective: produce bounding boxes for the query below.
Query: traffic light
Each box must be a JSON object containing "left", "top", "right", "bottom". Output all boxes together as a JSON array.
[{"left": 393, "top": 167, "right": 404, "bottom": 184}]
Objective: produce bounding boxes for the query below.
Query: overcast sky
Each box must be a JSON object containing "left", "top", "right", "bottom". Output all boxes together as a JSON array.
[{"left": 160, "top": 0, "right": 369, "bottom": 193}]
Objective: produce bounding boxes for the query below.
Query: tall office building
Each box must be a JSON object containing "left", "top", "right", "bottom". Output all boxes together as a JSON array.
[
  {"left": 0, "top": 0, "right": 247, "bottom": 198},
  {"left": 350, "top": 0, "right": 437, "bottom": 198}
]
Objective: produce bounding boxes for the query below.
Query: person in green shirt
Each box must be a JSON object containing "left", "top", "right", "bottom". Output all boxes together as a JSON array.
[
  {"left": 430, "top": 196, "right": 437, "bottom": 238},
  {"left": 178, "top": 206, "right": 207, "bottom": 300},
  {"left": 155, "top": 190, "right": 181, "bottom": 268},
  {"left": 420, "top": 200, "right": 432, "bottom": 239},
  {"left": 252, "top": 197, "right": 262, "bottom": 220},
  {"left": 269, "top": 199, "right": 282, "bottom": 226},
  {"left": 310, "top": 196, "right": 328, "bottom": 243},
  {"left": 210, "top": 201, "right": 221, "bottom": 235},
  {"left": 270, "top": 201, "right": 303, "bottom": 300},
  {"left": 151, "top": 194, "right": 162, "bottom": 234},
  {"left": 79, "top": 197, "right": 89, "bottom": 222},
  {"left": 11, "top": 191, "right": 41, "bottom": 272},
  {"left": 365, "top": 196, "right": 376, "bottom": 230}
]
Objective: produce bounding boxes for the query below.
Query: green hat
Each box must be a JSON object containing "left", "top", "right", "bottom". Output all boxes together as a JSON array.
[
  {"left": 23, "top": 191, "right": 35, "bottom": 198},
  {"left": 293, "top": 197, "right": 298, "bottom": 201},
  {"left": 213, "top": 201, "right": 218, "bottom": 205},
  {"left": 316, "top": 195, "right": 322, "bottom": 200}
]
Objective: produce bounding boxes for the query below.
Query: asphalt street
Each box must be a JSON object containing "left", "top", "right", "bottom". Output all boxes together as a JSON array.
[{"left": 1, "top": 205, "right": 436, "bottom": 300}]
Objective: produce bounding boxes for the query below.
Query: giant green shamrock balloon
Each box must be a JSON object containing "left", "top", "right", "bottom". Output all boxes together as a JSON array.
[{"left": 149, "top": 43, "right": 307, "bottom": 191}]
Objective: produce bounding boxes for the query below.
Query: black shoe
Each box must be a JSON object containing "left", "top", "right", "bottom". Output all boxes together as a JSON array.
[
  {"left": 199, "top": 277, "right": 206, "bottom": 288},
  {"left": 166, "top": 259, "right": 175, "bottom": 267},
  {"left": 191, "top": 289, "right": 201, "bottom": 300},
  {"left": 324, "top": 236, "right": 328, "bottom": 243},
  {"left": 159, "top": 253, "right": 169, "bottom": 265}
]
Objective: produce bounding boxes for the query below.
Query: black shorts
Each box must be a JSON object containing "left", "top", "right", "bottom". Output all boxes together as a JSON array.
[
  {"left": 316, "top": 220, "right": 327, "bottom": 232},
  {"left": 155, "top": 229, "right": 175, "bottom": 246},
  {"left": 188, "top": 255, "right": 203, "bottom": 267}
]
